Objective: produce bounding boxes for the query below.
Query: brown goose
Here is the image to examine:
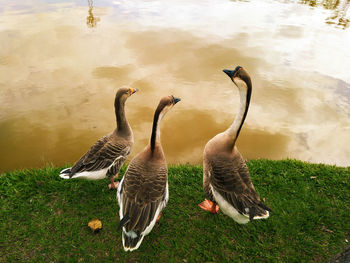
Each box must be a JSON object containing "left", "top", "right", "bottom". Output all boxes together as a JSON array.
[
  {"left": 198, "top": 66, "right": 271, "bottom": 224},
  {"left": 59, "top": 87, "right": 138, "bottom": 189},
  {"left": 117, "top": 95, "right": 181, "bottom": 251}
]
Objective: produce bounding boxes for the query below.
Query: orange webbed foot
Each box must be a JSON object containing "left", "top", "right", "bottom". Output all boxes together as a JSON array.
[
  {"left": 198, "top": 199, "right": 219, "bottom": 214},
  {"left": 108, "top": 181, "right": 119, "bottom": 190},
  {"left": 108, "top": 174, "right": 120, "bottom": 190},
  {"left": 156, "top": 212, "right": 162, "bottom": 223}
]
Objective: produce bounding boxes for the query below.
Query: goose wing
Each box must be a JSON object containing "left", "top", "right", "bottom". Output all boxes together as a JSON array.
[
  {"left": 69, "top": 134, "right": 131, "bottom": 176},
  {"left": 119, "top": 161, "right": 168, "bottom": 234},
  {"left": 209, "top": 153, "right": 269, "bottom": 219}
]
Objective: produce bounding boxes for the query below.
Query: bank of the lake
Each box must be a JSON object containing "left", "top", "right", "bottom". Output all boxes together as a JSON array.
[{"left": 1, "top": 160, "right": 349, "bottom": 262}]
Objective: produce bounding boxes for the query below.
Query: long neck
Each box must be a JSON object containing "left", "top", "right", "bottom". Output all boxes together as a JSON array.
[
  {"left": 226, "top": 82, "right": 251, "bottom": 145},
  {"left": 150, "top": 108, "right": 164, "bottom": 153},
  {"left": 115, "top": 97, "right": 129, "bottom": 133}
]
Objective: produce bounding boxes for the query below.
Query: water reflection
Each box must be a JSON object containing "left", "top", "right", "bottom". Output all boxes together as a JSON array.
[
  {"left": 300, "top": 0, "right": 340, "bottom": 9},
  {"left": 326, "top": 0, "right": 350, "bottom": 29},
  {"left": 86, "top": 0, "right": 100, "bottom": 28},
  {"left": 300, "top": 0, "right": 350, "bottom": 29}
]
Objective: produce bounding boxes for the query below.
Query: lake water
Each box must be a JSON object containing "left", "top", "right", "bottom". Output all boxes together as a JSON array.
[{"left": 1, "top": 0, "right": 350, "bottom": 172}]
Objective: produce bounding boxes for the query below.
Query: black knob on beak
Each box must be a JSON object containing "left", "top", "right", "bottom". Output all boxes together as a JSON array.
[
  {"left": 223, "top": 69, "right": 235, "bottom": 78},
  {"left": 173, "top": 97, "right": 181, "bottom": 104}
]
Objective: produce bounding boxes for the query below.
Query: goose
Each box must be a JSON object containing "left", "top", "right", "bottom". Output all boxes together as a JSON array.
[
  {"left": 198, "top": 66, "right": 271, "bottom": 224},
  {"left": 117, "top": 95, "right": 181, "bottom": 251},
  {"left": 59, "top": 87, "right": 138, "bottom": 189}
]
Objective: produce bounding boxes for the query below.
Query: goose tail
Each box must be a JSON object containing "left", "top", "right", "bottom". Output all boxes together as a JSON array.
[
  {"left": 118, "top": 213, "right": 145, "bottom": 252},
  {"left": 250, "top": 202, "right": 272, "bottom": 221},
  {"left": 59, "top": 168, "right": 71, "bottom": 179},
  {"left": 122, "top": 230, "right": 144, "bottom": 252}
]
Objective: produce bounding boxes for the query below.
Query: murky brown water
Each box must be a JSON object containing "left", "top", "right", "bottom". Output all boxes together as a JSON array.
[{"left": 1, "top": 0, "right": 350, "bottom": 172}]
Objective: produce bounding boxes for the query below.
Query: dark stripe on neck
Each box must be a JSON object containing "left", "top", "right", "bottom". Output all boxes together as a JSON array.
[
  {"left": 150, "top": 105, "right": 162, "bottom": 153},
  {"left": 235, "top": 78, "right": 252, "bottom": 141}
]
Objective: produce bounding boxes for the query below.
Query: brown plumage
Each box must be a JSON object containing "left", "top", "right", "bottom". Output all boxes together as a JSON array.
[
  {"left": 117, "top": 95, "right": 181, "bottom": 252},
  {"left": 59, "top": 87, "right": 137, "bottom": 186},
  {"left": 200, "top": 66, "right": 271, "bottom": 224}
]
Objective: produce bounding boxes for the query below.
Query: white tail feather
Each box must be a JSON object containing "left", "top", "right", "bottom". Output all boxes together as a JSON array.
[
  {"left": 253, "top": 210, "right": 269, "bottom": 220},
  {"left": 122, "top": 230, "right": 145, "bottom": 252},
  {"left": 58, "top": 168, "right": 109, "bottom": 180},
  {"left": 211, "top": 185, "right": 270, "bottom": 224},
  {"left": 59, "top": 173, "right": 70, "bottom": 179}
]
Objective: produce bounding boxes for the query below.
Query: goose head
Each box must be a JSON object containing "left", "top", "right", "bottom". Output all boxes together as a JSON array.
[
  {"left": 116, "top": 87, "right": 138, "bottom": 102},
  {"left": 223, "top": 66, "right": 252, "bottom": 92},
  {"left": 155, "top": 95, "right": 181, "bottom": 119},
  {"left": 223, "top": 65, "right": 252, "bottom": 109},
  {"left": 152, "top": 95, "right": 180, "bottom": 129},
  {"left": 156, "top": 95, "right": 181, "bottom": 120}
]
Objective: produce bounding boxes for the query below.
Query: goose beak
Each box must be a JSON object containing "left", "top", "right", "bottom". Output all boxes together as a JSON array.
[
  {"left": 173, "top": 97, "right": 181, "bottom": 104},
  {"left": 223, "top": 69, "right": 235, "bottom": 78},
  {"left": 130, "top": 88, "right": 138, "bottom": 94}
]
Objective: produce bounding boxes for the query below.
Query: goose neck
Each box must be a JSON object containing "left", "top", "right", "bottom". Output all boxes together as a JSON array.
[
  {"left": 226, "top": 83, "right": 251, "bottom": 145},
  {"left": 115, "top": 98, "right": 130, "bottom": 133}
]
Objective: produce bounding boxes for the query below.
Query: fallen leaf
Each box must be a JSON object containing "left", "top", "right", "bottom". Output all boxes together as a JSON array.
[{"left": 88, "top": 219, "right": 102, "bottom": 233}]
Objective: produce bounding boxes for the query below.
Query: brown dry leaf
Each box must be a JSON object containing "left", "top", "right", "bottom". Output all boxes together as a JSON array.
[{"left": 88, "top": 219, "right": 102, "bottom": 233}]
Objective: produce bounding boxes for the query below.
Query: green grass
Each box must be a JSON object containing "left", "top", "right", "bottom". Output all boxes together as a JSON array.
[{"left": 1, "top": 159, "right": 349, "bottom": 262}]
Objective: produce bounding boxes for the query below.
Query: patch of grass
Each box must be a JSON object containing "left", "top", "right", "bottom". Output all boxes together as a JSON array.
[{"left": 1, "top": 160, "right": 349, "bottom": 262}]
